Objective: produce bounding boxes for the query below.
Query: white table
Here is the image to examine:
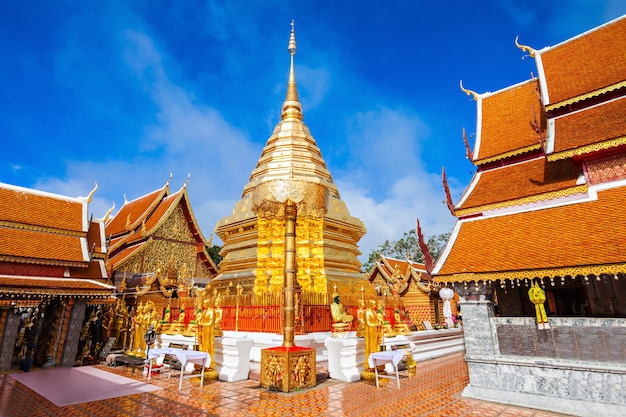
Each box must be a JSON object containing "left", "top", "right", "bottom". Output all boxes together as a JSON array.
[
  {"left": 368, "top": 350, "right": 407, "bottom": 389},
  {"left": 147, "top": 348, "right": 210, "bottom": 390}
]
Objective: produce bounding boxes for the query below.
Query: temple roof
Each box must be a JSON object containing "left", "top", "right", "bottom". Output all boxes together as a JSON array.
[
  {"left": 474, "top": 80, "right": 544, "bottom": 165},
  {"left": 0, "top": 182, "right": 86, "bottom": 232},
  {"left": 548, "top": 96, "right": 626, "bottom": 160},
  {"left": 105, "top": 185, "right": 169, "bottom": 238},
  {"left": 435, "top": 17, "right": 626, "bottom": 284},
  {"left": 107, "top": 181, "right": 218, "bottom": 276},
  {"left": 536, "top": 15, "right": 626, "bottom": 109},
  {"left": 455, "top": 156, "right": 583, "bottom": 216},
  {"left": 0, "top": 275, "right": 115, "bottom": 300},
  {"left": 435, "top": 184, "right": 626, "bottom": 282},
  {"left": 368, "top": 255, "right": 433, "bottom": 296},
  {"left": 0, "top": 182, "right": 107, "bottom": 277}
]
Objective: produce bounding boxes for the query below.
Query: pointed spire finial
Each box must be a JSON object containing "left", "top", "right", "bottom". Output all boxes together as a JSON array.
[
  {"left": 288, "top": 20, "right": 296, "bottom": 55},
  {"left": 282, "top": 20, "right": 303, "bottom": 121}
]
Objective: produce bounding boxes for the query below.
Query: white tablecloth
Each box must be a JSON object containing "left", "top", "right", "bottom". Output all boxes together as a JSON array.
[
  {"left": 148, "top": 347, "right": 209, "bottom": 366},
  {"left": 368, "top": 350, "right": 406, "bottom": 368},
  {"left": 147, "top": 348, "right": 210, "bottom": 389}
]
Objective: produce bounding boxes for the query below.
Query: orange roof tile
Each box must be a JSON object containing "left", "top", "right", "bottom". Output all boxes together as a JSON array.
[
  {"left": 551, "top": 96, "right": 626, "bottom": 157},
  {"left": 457, "top": 157, "right": 581, "bottom": 212},
  {"left": 105, "top": 187, "right": 167, "bottom": 237},
  {"left": 108, "top": 243, "right": 146, "bottom": 270},
  {"left": 539, "top": 16, "right": 626, "bottom": 106},
  {"left": 476, "top": 80, "right": 544, "bottom": 163},
  {"left": 0, "top": 185, "right": 84, "bottom": 232},
  {"left": 0, "top": 227, "right": 87, "bottom": 265},
  {"left": 86, "top": 220, "right": 106, "bottom": 255},
  {"left": 436, "top": 185, "right": 626, "bottom": 280}
]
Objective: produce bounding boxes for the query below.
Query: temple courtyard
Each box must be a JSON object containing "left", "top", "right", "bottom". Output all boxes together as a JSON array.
[{"left": 0, "top": 352, "right": 573, "bottom": 417}]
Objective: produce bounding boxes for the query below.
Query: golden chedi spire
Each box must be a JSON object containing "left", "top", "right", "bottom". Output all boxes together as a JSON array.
[
  {"left": 213, "top": 22, "right": 369, "bottom": 296},
  {"left": 282, "top": 20, "right": 302, "bottom": 122}
]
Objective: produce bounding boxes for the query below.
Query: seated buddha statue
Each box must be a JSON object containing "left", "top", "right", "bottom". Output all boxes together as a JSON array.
[
  {"left": 393, "top": 309, "right": 411, "bottom": 335},
  {"left": 331, "top": 293, "right": 353, "bottom": 337}
]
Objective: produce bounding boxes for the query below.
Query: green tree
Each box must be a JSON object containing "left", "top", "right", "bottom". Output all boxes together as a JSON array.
[
  {"left": 207, "top": 245, "right": 223, "bottom": 266},
  {"left": 362, "top": 231, "right": 450, "bottom": 273}
]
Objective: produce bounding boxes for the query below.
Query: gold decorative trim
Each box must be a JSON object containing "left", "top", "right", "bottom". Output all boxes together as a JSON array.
[
  {"left": 475, "top": 143, "right": 541, "bottom": 166},
  {"left": 456, "top": 184, "right": 588, "bottom": 217},
  {"left": 436, "top": 263, "right": 626, "bottom": 283},
  {"left": 547, "top": 136, "right": 626, "bottom": 162},
  {"left": 0, "top": 221, "right": 86, "bottom": 237},
  {"left": 546, "top": 81, "right": 626, "bottom": 111},
  {"left": 0, "top": 255, "right": 87, "bottom": 268}
]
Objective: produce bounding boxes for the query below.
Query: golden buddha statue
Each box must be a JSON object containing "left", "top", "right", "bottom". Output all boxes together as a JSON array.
[
  {"left": 330, "top": 293, "right": 353, "bottom": 337},
  {"left": 393, "top": 309, "right": 411, "bottom": 335}
]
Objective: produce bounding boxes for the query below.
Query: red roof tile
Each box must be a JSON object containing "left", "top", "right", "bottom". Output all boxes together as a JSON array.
[
  {"left": 476, "top": 80, "right": 544, "bottom": 163},
  {"left": 539, "top": 16, "right": 626, "bottom": 106}
]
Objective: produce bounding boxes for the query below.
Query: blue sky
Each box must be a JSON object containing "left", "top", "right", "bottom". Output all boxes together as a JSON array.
[{"left": 2, "top": 1, "right": 625, "bottom": 263}]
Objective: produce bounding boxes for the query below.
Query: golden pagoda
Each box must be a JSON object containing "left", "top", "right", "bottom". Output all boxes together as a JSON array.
[{"left": 213, "top": 22, "right": 370, "bottom": 297}]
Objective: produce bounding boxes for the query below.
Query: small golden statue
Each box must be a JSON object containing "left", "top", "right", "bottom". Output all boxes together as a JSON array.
[
  {"left": 356, "top": 299, "right": 366, "bottom": 338},
  {"left": 214, "top": 295, "right": 223, "bottom": 337},
  {"left": 393, "top": 309, "right": 411, "bottom": 335},
  {"left": 363, "top": 299, "right": 382, "bottom": 377},
  {"left": 330, "top": 292, "right": 353, "bottom": 337}
]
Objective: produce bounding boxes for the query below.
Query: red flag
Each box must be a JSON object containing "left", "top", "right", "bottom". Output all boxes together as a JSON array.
[
  {"left": 416, "top": 218, "right": 434, "bottom": 274},
  {"left": 462, "top": 128, "right": 473, "bottom": 161},
  {"left": 442, "top": 167, "right": 455, "bottom": 216}
]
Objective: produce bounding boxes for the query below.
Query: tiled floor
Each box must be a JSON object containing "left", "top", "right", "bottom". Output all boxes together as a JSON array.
[{"left": 0, "top": 352, "right": 573, "bottom": 417}]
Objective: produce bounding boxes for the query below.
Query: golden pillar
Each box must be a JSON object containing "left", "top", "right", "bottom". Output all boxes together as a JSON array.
[{"left": 283, "top": 199, "right": 297, "bottom": 347}]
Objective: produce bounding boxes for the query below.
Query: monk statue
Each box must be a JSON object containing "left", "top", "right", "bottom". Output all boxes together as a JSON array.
[
  {"left": 330, "top": 292, "right": 353, "bottom": 337},
  {"left": 199, "top": 298, "right": 216, "bottom": 368},
  {"left": 131, "top": 302, "right": 145, "bottom": 355},
  {"left": 393, "top": 309, "right": 411, "bottom": 335},
  {"left": 356, "top": 299, "right": 366, "bottom": 338},
  {"left": 214, "top": 295, "right": 223, "bottom": 337},
  {"left": 364, "top": 300, "right": 381, "bottom": 371}
]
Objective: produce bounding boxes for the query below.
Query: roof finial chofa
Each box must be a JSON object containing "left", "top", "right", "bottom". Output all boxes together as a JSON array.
[{"left": 515, "top": 36, "right": 536, "bottom": 59}]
